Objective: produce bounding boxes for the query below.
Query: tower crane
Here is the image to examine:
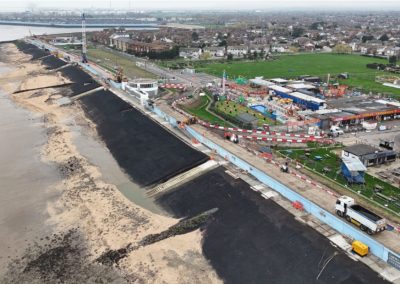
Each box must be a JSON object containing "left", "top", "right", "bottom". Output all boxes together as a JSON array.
[{"left": 81, "top": 13, "right": 88, "bottom": 63}]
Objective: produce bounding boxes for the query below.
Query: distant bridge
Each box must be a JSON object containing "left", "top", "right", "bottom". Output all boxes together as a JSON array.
[{"left": 0, "top": 20, "right": 159, "bottom": 29}]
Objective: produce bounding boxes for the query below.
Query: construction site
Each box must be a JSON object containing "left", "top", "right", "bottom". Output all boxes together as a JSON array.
[{"left": 2, "top": 13, "right": 400, "bottom": 282}]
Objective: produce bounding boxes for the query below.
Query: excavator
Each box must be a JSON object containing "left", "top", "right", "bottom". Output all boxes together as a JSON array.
[
  {"left": 115, "top": 66, "right": 125, "bottom": 83},
  {"left": 183, "top": 117, "right": 197, "bottom": 125}
]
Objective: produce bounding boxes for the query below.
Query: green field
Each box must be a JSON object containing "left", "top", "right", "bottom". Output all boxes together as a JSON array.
[
  {"left": 280, "top": 147, "right": 400, "bottom": 214},
  {"left": 195, "top": 54, "right": 400, "bottom": 97},
  {"left": 86, "top": 48, "right": 156, "bottom": 79},
  {"left": 182, "top": 96, "right": 227, "bottom": 125},
  {"left": 215, "top": 100, "right": 276, "bottom": 126}
]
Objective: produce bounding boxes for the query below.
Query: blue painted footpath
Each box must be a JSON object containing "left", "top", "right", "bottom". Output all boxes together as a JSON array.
[{"left": 151, "top": 106, "right": 400, "bottom": 269}]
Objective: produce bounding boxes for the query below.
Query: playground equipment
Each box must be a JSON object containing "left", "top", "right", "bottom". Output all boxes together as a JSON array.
[
  {"left": 228, "top": 83, "right": 268, "bottom": 97},
  {"left": 323, "top": 84, "right": 347, "bottom": 97}
]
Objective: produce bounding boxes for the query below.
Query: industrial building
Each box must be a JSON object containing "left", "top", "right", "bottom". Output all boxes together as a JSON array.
[
  {"left": 268, "top": 85, "right": 326, "bottom": 111},
  {"left": 342, "top": 144, "right": 397, "bottom": 167},
  {"left": 341, "top": 155, "right": 367, "bottom": 184}
]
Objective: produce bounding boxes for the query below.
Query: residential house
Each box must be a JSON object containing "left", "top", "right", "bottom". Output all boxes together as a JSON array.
[
  {"left": 179, "top": 47, "right": 202, "bottom": 59},
  {"left": 227, "top": 45, "right": 248, "bottom": 57},
  {"left": 109, "top": 33, "right": 130, "bottom": 48},
  {"left": 203, "top": 46, "right": 225, "bottom": 57}
]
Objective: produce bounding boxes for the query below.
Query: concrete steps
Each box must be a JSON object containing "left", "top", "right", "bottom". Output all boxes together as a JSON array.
[{"left": 147, "top": 160, "right": 218, "bottom": 197}]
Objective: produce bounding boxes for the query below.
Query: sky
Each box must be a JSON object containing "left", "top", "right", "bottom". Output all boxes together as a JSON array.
[{"left": 1, "top": 0, "right": 400, "bottom": 11}]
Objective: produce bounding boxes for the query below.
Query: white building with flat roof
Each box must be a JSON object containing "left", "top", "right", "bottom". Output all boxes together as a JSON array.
[{"left": 125, "top": 79, "right": 158, "bottom": 98}]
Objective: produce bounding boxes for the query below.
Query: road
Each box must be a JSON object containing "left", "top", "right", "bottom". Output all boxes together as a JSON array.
[
  {"left": 93, "top": 46, "right": 219, "bottom": 88},
  {"left": 337, "top": 127, "right": 400, "bottom": 151}
]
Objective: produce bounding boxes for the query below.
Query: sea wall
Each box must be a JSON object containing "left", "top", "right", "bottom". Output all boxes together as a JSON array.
[
  {"left": 153, "top": 105, "right": 400, "bottom": 270},
  {"left": 79, "top": 90, "right": 209, "bottom": 187}
]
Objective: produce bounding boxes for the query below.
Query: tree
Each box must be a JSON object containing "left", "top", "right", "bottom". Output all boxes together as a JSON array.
[
  {"left": 362, "top": 35, "right": 374, "bottom": 43},
  {"left": 288, "top": 46, "right": 299, "bottom": 53},
  {"left": 332, "top": 44, "right": 352, "bottom": 54},
  {"left": 292, "top": 27, "right": 304, "bottom": 38},
  {"left": 191, "top": 32, "right": 199, "bottom": 41},
  {"left": 219, "top": 39, "right": 227, "bottom": 47},
  {"left": 379, "top": 34, "right": 389, "bottom": 42},
  {"left": 389, "top": 56, "right": 397, "bottom": 65},
  {"left": 259, "top": 48, "right": 265, "bottom": 59},
  {"left": 227, "top": 53, "right": 233, "bottom": 61},
  {"left": 200, "top": 52, "right": 211, "bottom": 60}
]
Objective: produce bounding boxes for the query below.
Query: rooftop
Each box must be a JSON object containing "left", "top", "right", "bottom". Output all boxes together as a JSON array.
[
  {"left": 237, "top": 112, "right": 258, "bottom": 123},
  {"left": 128, "top": 78, "right": 158, "bottom": 84},
  {"left": 342, "top": 156, "right": 367, "bottom": 172},
  {"left": 344, "top": 144, "right": 381, "bottom": 156}
]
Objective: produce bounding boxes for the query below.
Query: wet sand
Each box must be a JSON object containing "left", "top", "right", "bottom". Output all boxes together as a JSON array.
[
  {"left": 0, "top": 42, "right": 220, "bottom": 283},
  {"left": 0, "top": 88, "right": 61, "bottom": 274}
]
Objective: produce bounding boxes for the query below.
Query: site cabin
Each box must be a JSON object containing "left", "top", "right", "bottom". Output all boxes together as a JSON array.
[{"left": 335, "top": 196, "right": 386, "bottom": 235}]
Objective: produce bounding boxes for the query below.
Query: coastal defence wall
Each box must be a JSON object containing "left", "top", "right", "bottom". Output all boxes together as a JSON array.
[
  {"left": 156, "top": 167, "right": 388, "bottom": 284},
  {"left": 78, "top": 90, "right": 209, "bottom": 187},
  {"left": 58, "top": 66, "right": 101, "bottom": 97},
  {"left": 151, "top": 106, "right": 400, "bottom": 269},
  {"left": 15, "top": 41, "right": 50, "bottom": 60},
  {"left": 41, "top": 55, "right": 67, "bottom": 70}
]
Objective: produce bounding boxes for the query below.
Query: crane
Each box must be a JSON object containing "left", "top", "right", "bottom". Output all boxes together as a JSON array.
[{"left": 81, "top": 13, "right": 88, "bottom": 63}]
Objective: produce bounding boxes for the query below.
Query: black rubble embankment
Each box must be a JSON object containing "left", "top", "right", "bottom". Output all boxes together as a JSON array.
[
  {"left": 156, "top": 167, "right": 388, "bottom": 284},
  {"left": 58, "top": 65, "right": 101, "bottom": 97},
  {"left": 14, "top": 41, "right": 50, "bottom": 60},
  {"left": 41, "top": 55, "right": 67, "bottom": 70},
  {"left": 79, "top": 90, "right": 209, "bottom": 187}
]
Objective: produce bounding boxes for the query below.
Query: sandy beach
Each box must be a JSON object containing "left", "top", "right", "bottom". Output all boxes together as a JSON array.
[{"left": 0, "top": 43, "right": 220, "bottom": 283}]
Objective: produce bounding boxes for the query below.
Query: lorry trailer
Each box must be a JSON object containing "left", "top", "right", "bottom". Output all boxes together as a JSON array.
[{"left": 335, "top": 196, "right": 386, "bottom": 235}]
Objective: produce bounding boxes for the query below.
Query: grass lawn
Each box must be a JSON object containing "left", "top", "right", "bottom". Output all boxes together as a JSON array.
[
  {"left": 182, "top": 95, "right": 228, "bottom": 125},
  {"left": 196, "top": 53, "right": 400, "bottom": 98},
  {"left": 215, "top": 100, "right": 277, "bottom": 126},
  {"left": 86, "top": 48, "right": 156, "bottom": 79},
  {"left": 280, "top": 147, "right": 400, "bottom": 214}
]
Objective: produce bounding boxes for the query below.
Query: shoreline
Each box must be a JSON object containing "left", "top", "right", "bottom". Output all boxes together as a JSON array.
[
  {"left": 0, "top": 39, "right": 394, "bottom": 283},
  {"left": 0, "top": 42, "right": 220, "bottom": 283}
]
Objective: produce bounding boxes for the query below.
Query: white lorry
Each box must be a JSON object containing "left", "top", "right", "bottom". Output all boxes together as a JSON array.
[
  {"left": 330, "top": 125, "right": 344, "bottom": 136},
  {"left": 335, "top": 196, "right": 386, "bottom": 235}
]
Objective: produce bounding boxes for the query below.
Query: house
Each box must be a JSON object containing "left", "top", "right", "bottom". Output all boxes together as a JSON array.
[
  {"left": 114, "top": 37, "right": 134, "bottom": 52},
  {"left": 179, "top": 47, "right": 202, "bottom": 59},
  {"left": 227, "top": 45, "right": 248, "bottom": 57},
  {"left": 271, "top": 45, "right": 287, "bottom": 53},
  {"left": 342, "top": 144, "right": 397, "bottom": 167},
  {"left": 128, "top": 41, "right": 172, "bottom": 54},
  {"left": 386, "top": 47, "right": 400, "bottom": 58},
  {"left": 109, "top": 33, "right": 130, "bottom": 48},
  {"left": 204, "top": 46, "right": 225, "bottom": 57}
]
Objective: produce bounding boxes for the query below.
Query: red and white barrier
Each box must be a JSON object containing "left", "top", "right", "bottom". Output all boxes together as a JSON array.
[{"left": 172, "top": 98, "right": 332, "bottom": 144}]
